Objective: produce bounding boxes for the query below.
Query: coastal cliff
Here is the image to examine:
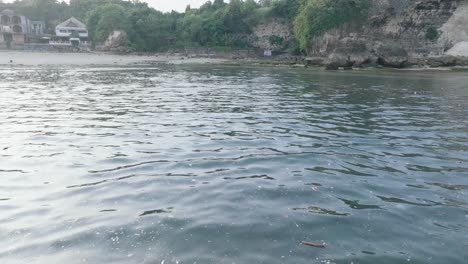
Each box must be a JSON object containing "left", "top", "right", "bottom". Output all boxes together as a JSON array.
[
  {"left": 310, "top": 0, "right": 468, "bottom": 68},
  {"left": 251, "top": 0, "right": 468, "bottom": 68},
  {"left": 1, "top": 0, "right": 466, "bottom": 68},
  {"left": 251, "top": 19, "right": 292, "bottom": 51}
]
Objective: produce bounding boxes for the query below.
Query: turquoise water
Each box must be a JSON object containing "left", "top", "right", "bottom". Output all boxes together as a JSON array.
[{"left": 0, "top": 65, "right": 467, "bottom": 264}]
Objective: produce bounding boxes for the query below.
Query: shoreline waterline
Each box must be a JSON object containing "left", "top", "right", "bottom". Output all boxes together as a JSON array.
[
  {"left": 0, "top": 50, "right": 228, "bottom": 66},
  {"left": 1, "top": 50, "right": 468, "bottom": 72}
]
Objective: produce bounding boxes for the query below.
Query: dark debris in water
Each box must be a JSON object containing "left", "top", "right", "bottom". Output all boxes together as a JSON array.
[
  {"left": 0, "top": 198, "right": 11, "bottom": 201},
  {"left": 100, "top": 209, "right": 117, "bottom": 213},
  {"left": 301, "top": 241, "right": 326, "bottom": 248}
]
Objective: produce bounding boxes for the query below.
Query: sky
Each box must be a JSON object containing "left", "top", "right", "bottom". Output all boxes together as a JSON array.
[
  {"left": 2, "top": 0, "right": 208, "bottom": 12},
  {"left": 140, "top": 0, "right": 207, "bottom": 12}
]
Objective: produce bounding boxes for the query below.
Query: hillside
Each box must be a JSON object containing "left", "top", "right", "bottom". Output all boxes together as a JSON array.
[
  {"left": 0, "top": 0, "right": 467, "bottom": 67},
  {"left": 298, "top": 0, "right": 468, "bottom": 67}
]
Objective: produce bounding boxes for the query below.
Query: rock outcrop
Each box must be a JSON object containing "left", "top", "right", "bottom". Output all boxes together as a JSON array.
[
  {"left": 440, "top": 1, "right": 468, "bottom": 56},
  {"left": 307, "top": 0, "right": 468, "bottom": 69},
  {"left": 98, "top": 31, "right": 132, "bottom": 53}
]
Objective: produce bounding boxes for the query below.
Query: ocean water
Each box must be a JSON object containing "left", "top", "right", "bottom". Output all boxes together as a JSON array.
[{"left": 0, "top": 64, "right": 467, "bottom": 264}]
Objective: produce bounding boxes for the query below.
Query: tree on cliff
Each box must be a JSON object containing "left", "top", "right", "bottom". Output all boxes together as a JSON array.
[
  {"left": 87, "top": 3, "right": 130, "bottom": 44},
  {"left": 294, "top": 0, "right": 370, "bottom": 51},
  {"left": 270, "top": 0, "right": 302, "bottom": 22},
  {"left": 0, "top": 0, "right": 373, "bottom": 53}
]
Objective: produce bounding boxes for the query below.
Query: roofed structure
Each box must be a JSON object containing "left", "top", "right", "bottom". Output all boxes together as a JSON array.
[
  {"left": 1, "top": 9, "right": 45, "bottom": 48},
  {"left": 55, "top": 17, "right": 88, "bottom": 38},
  {"left": 1, "top": 9, "right": 45, "bottom": 35}
]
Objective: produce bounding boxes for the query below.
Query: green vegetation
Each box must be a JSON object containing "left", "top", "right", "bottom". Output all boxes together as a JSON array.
[
  {"left": 0, "top": 0, "right": 370, "bottom": 53},
  {"left": 425, "top": 27, "right": 439, "bottom": 41},
  {"left": 294, "top": 0, "right": 370, "bottom": 50},
  {"left": 87, "top": 4, "right": 129, "bottom": 43},
  {"left": 269, "top": 35, "right": 284, "bottom": 46}
]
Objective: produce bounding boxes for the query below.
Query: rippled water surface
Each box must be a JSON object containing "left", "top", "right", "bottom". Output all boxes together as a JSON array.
[{"left": 1, "top": 65, "right": 468, "bottom": 264}]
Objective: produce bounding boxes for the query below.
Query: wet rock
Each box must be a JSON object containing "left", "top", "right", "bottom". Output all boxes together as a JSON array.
[
  {"left": 455, "top": 56, "right": 468, "bottom": 66},
  {"left": 376, "top": 45, "right": 409, "bottom": 68},
  {"left": 324, "top": 38, "right": 375, "bottom": 69},
  {"left": 325, "top": 53, "right": 353, "bottom": 70},
  {"left": 325, "top": 63, "right": 339, "bottom": 70},
  {"left": 349, "top": 53, "right": 373, "bottom": 67},
  {"left": 305, "top": 57, "right": 325, "bottom": 66},
  {"left": 426, "top": 55, "right": 457, "bottom": 67},
  {"left": 377, "top": 56, "right": 409, "bottom": 68}
]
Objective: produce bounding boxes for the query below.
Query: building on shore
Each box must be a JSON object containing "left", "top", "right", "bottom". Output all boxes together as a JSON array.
[
  {"left": 51, "top": 17, "right": 90, "bottom": 49},
  {"left": 1, "top": 11, "right": 91, "bottom": 51},
  {"left": 0, "top": 9, "right": 45, "bottom": 49}
]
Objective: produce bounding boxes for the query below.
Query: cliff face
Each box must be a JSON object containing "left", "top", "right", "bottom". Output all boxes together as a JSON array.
[
  {"left": 371, "top": 0, "right": 457, "bottom": 54},
  {"left": 440, "top": 1, "right": 468, "bottom": 56},
  {"left": 306, "top": 0, "right": 468, "bottom": 67},
  {"left": 251, "top": 19, "right": 292, "bottom": 51}
]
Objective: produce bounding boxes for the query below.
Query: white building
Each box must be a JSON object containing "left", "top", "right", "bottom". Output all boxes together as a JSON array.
[
  {"left": 52, "top": 17, "right": 90, "bottom": 48},
  {"left": 55, "top": 17, "right": 88, "bottom": 39}
]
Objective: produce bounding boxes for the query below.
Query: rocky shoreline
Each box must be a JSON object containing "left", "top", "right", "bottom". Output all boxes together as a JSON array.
[
  {"left": 1, "top": 50, "right": 467, "bottom": 72},
  {"left": 195, "top": 52, "right": 468, "bottom": 71},
  {"left": 307, "top": 54, "right": 468, "bottom": 70},
  {"left": 125, "top": 47, "right": 468, "bottom": 70}
]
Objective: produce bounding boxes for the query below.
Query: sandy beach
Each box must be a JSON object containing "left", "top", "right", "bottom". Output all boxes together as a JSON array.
[{"left": 0, "top": 50, "right": 227, "bottom": 66}]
